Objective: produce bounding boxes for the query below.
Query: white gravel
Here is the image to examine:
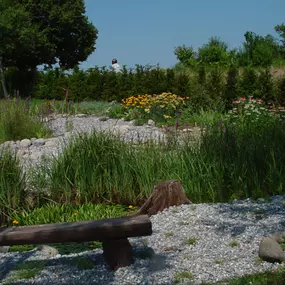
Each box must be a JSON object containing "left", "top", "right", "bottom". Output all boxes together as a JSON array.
[{"left": 1, "top": 195, "right": 285, "bottom": 284}]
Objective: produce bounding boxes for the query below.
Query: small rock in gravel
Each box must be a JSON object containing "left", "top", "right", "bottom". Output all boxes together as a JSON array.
[
  {"left": 0, "top": 246, "right": 10, "bottom": 253},
  {"left": 37, "top": 245, "right": 59, "bottom": 256},
  {"left": 45, "top": 140, "right": 57, "bottom": 147},
  {"left": 20, "top": 138, "right": 32, "bottom": 147},
  {"left": 33, "top": 138, "right": 46, "bottom": 146}
]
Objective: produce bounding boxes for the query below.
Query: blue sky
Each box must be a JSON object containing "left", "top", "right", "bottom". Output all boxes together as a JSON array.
[{"left": 81, "top": 0, "right": 285, "bottom": 69}]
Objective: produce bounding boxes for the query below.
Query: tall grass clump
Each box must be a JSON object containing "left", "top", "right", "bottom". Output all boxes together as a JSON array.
[
  {"left": 196, "top": 97, "right": 285, "bottom": 201},
  {"left": 0, "top": 148, "right": 26, "bottom": 226},
  {"left": 0, "top": 97, "right": 52, "bottom": 143},
  {"left": 39, "top": 131, "right": 170, "bottom": 205}
]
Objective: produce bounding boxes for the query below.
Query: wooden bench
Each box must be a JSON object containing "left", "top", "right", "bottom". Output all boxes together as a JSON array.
[{"left": 0, "top": 215, "right": 152, "bottom": 270}]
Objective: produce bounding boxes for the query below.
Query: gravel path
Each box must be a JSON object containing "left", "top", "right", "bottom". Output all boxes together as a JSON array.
[{"left": 1, "top": 196, "right": 285, "bottom": 284}]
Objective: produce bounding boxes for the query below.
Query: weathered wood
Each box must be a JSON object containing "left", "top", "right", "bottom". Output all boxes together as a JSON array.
[
  {"left": 103, "top": 238, "right": 133, "bottom": 270},
  {"left": 130, "top": 180, "right": 191, "bottom": 217},
  {"left": 0, "top": 215, "right": 152, "bottom": 246}
]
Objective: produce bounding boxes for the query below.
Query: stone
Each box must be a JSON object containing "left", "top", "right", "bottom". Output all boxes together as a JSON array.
[
  {"left": 45, "top": 140, "right": 57, "bottom": 147},
  {"left": 129, "top": 120, "right": 137, "bottom": 126},
  {"left": 147, "top": 119, "right": 155, "bottom": 127},
  {"left": 33, "top": 138, "right": 46, "bottom": 146},
  {"left": 0, "top": 246, "right": 9, "bottom": 253},
  {"left": 17, "top": 149, "right": 27, "bottom": 157},
  {"left": 20, "top": 139, "right": 32, "bottom": 147},
  {"left": 37, "top": 245, "right": 59, "bottom": 256},
  {"left": 30, "top": 151, "right": 42, "bottom": 160},
  {"left": 259, "top": 235, "right": 285, "bottom": 263}
]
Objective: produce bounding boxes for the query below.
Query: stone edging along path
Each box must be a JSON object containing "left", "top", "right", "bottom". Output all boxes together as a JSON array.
[{"left": 0, "top": 114, "right": 202, "bottom": 171}]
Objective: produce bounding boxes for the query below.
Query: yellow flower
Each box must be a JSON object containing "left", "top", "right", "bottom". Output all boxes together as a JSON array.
[
  {"left": 144, "top": 108, "right": 150, "bottom": 113},
  {"left": 163, "top": 115, "right": 172, "bottom": 119},
  {"left": 74, "top": 212, "right": 78, "bottom": 216},
  {"left": 128, "top": 205, "right": 133, "bottom": 209},
  {"left": 12, "top": 220, "right": 19, "bottom": 225}
]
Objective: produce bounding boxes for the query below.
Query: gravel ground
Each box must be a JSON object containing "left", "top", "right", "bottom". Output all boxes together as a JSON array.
[{"left": 1, "top": 195, "right": 285, "bottom": 285}]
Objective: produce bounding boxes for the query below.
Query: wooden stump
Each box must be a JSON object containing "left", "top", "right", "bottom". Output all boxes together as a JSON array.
[
  {"left": 130, "top": 180, "right": 191, "bottom": 217},
  {"left": 102, "top": 238, "right": 133, "bottom": 270}
]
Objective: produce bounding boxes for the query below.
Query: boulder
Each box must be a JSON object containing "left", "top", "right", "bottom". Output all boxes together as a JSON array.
[{"left": 259, "top": 235, "right": 285, "bottom": 263}]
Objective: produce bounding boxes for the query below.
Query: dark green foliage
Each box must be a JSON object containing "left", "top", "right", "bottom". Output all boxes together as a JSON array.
[
  {"left": 225, "top": 64, "right": 239, "bottom": 110},
  {"left": 238, "top": 66, "right": 259, "bottom": 97},
  {"left": 205, "top": 67, "right": 225, "bottom": 110},
  {"left": 276, "top": 76, "right": 285, "bottom": 106},
  {"left": 1, "top": 0, "right": 98, "bottom": 70},
  {"left": 174, "top": 29, "right": 284, "bottom": 68},
  {"left": 0, "top": 0, "right": 97, "bottom": 98},
  {"left": 257, "top": 68, "right": 275, "bottom": 102},
  {"left": 2, "top": 63, "right": 285, "bottom": 110}
]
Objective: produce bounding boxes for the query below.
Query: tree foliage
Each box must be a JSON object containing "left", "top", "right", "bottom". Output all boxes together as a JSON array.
[
  {"left": 174, "top": 28, "right": 284, "bottom": 68},
  {"left": 238, "top": 31, "right": 281, "bottom": 67},
  {"left": 197, "top": 37, "right": 230, "bottom": 66},
  {"left": 0, "top": 0, "right": 98, "bottom": 70},
  {"left": 275, "top": 24, "right": 285, "bottom": 56}
]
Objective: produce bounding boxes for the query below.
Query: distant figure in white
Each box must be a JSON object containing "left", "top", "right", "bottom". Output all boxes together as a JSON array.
[{"left": 111, "top": 58, "right": 122, "bottom": 73}]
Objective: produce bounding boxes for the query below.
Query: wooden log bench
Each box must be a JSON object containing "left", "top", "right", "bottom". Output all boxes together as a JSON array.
[{"left": 0, "top": 215, "right": 152, "bottom": 270}]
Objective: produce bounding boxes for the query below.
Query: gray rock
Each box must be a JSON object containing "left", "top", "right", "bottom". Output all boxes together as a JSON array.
[
  {"left": 147, "top": 119, "right": 155, "bottom": 127},
  {"left": 17, "top": 149, "right": 27, "bottom": 157},
  {"left": 0, "top": 246, "right": 9, "bottom": 253},
  {"left": 33, "top": 138, "right": 46, "bottom": 146},
  {"left": 259, "top": 236, "right": 285, "bottom": 263},
  {"left": 129, "top": 120, "right": 137, "bottom": 126},
  {"left": 45, "top": 140, "right": 57, "bottom": 147},
  {"left": 30, "top": 151, "right": 42, "bottom": 160},
  {"left": 20, "top": 139, "right": 32, "bottom": 147},
  {"left": 37, "top": 245, "right": 59, "bottom": 256}
]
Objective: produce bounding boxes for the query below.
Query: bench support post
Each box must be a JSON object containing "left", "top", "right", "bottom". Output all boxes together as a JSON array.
[{"left": 102, "top": 238, "right": 133, "bottom": 270}]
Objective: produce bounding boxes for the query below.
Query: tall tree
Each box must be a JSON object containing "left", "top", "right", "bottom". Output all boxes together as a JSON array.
[
  {"left": 0, "top": 0, "right": 98, "bottom": 97},
  {"left": 197, "top": 37, "right": 230, "bottom": 66},
  {"left": 238, "top": 31, "right": 281, "bottom": 67},
  {"left": 275, "top": 24, "right": 285, "bottom": 56}
]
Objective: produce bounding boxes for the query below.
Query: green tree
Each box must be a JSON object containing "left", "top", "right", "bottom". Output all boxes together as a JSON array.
[
  {"left": 174, "top": 45, "right": 197, "bottom": 66},
  {"left": 197, "top": 37, "right": 230, "bottom": 66},
  {"left": 238, "top": 31, "right": 281, "bottom": 67},
  {"left": 0, "top": 0, "right": 98, "bottom": 97},
  {"left": 275, "top": 24, "right": 285, "bottom": 57}
]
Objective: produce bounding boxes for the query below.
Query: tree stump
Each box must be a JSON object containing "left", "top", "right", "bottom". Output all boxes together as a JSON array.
[{"left": 130, "top": 180, "right": 191, "bottom": 217}]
